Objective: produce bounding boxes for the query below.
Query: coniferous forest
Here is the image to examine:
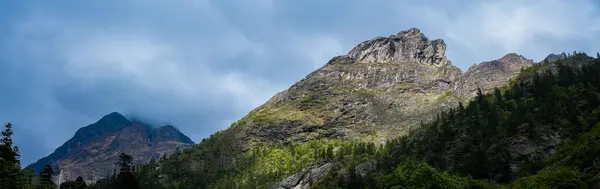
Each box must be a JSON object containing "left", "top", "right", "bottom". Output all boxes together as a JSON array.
[{"left": 2, "top": 53, "right": 600, "bottom": 188}]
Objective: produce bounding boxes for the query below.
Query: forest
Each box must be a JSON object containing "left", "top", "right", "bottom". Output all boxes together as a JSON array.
[{"left": 2, "top": 52, "right": 600, "bottom": 188}]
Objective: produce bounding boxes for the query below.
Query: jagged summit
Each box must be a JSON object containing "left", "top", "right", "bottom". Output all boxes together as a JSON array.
[
  {"left": 346, "top": 28, "right": 449, "bottom": 66},
  {"left": 499, "top": 53, "right": 527, "bottom": 62},
  {"left": 393, "top": 28, "right": 425, "bottom": 38},
  {"left": 543, "top": 52, "right": 567, "bottom": 62}
]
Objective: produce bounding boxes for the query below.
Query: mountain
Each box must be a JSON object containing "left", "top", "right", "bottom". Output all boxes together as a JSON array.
[
  {"left": 232, "top": 28, "right": 532, "bottom": 147},
  {"left": 133, "top": 28, "right": 534, "bottom": 188},
  {"left": 25, "top": 112, "right": 194, "bottom": 184}
]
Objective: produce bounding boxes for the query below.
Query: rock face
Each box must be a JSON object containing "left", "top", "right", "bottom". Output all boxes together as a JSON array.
[
  {"left": 454, "top": 53, "right": 534, "bottom": 98},
  {"left": 230, "top": 28, "right": 532, "bottom": 148},
  {"left": 543, "top": 52, "right": 567, "bottom": 62},
  {"left": 25, "top": 112, "right": 194, "bottom": 184},
  {"left": 270, "top": 161, "right": 334, "bottom": 189},
  {"left": 347, "top": 28, "right": 450, "bottom": 66}
]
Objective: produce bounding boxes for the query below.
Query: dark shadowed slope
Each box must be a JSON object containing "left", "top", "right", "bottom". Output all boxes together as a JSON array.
[{"left": 26, "top": 112, "right": 194, "bottom": 184}]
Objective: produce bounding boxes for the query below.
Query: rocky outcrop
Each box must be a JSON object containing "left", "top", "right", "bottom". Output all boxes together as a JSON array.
[
  {"left": 454, "top": 53, "right": 534, "bottom": 98},
  {"left": 543, "top": 52, "right": 567, "bottom": 62},
  {"left": 270, "top": 161, "right": 335, "bottom": 189},
  {"left": 26, "top": 112, "right": 194, "bottom": 184},
  {"left": 508, "top": 133, "right": 561, "bottom": 177},
  {"left": 347, "top": 28, "right": 449, "bottom": 66},
  {"left": 354, "top": 160, "right": 377, "bottom": 178}
]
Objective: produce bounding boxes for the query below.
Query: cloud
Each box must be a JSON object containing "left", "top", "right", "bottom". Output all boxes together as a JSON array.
[
  {"left": 292, "top": 35, "right": 345, "bottom": 69},
  {"left": 0, "top": 0, "right": 286, "bottom": 166},
  {"left": 447, "top": 0, "right": 600, "bottom": 51},
  {"left": 400, "top": 0, "right": 600, "bottom": 66}
]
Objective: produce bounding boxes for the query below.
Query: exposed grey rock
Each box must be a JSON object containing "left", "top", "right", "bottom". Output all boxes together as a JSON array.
[
  {"left": 270, "top": 161, "right": 334, "bottom": 189},
  {"left": 355, "top": 160, "right": 376, "bottom": 178},
  {"left": 454, "top": 53, "right": 534, "bottom": 98},
  {"left": 326, "top": 55, "right": 356, "bottom": 65},
  {"left": 348, "top": 28, "right": 449, "bottom": 66},
  {"left": 509, "top": 132, "right": 561, "bottom": 175},
  {"left": 543, "top": 52, "right": 567, "bottom": 62}
]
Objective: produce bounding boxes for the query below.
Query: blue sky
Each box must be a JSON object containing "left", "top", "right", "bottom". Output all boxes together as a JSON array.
[{"left": 1, "top": 0, "right": 599, "bottom": 166}]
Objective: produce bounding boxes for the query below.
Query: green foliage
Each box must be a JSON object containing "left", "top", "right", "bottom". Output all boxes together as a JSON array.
[
  {"left": 39, "top": 165, "right": 55, "bottom": 186},
  {"left": 436, "top": 90, "right": 455, "bottom": 102},
  {"left": 88, "top": 153, "right": 140, "bottom": 189},
  {"left": 510, "top": 167, "right": 587, "bottom": 189},
  {"left": 59, "top": 176, "right": 86, "bottom": 189},
  {"left": 210, "top": 139, "right": 373, "bottom": 188},
  {"left": 373, "top": 160, "right": 498, "bottom": 189}
]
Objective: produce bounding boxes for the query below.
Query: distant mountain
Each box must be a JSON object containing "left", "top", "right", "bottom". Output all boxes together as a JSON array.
[
  {"left": 543, "top": 52, "right": 567, "bottom": 62},
  {"left": 25, "top": 112, "right": 194, "bottom": 184}
]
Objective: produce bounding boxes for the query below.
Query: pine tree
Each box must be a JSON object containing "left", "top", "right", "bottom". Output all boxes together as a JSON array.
[
  {"left": 1, "top": 123, "right": 19, "bottom": 164},
  {"left": 116, "top": 153, "right": 139, "bottom": 189},
  {"left": 39, "top": 164, "right": 56, "bottom": 186},
  {"left": 59, "top": 180, "right": 76, "bottom": 189},
  {"left": 0, "top": 123, "right": 35, "bottom": 189},
  {"left": 2, "top": 123, "right": 14, "bottom": 147},
  {"left": 494, "top": 87, "right": 503, "bottom": 101},
  {"left": 75, "top": 176, "right": 86, "bottom": 189}
]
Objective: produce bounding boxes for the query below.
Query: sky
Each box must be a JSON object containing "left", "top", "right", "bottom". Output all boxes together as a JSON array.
[{"left": 0, "top": 0, "right": 599, "bottom": 166}]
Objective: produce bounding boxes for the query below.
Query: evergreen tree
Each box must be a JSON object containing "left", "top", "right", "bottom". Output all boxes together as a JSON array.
[
  {"left": 0, "top": 122, "right": 19, "bottom": 189},
  {"left": 75, "top": 176, "right": 86, "bottom": 189},
  {"left": 58, "top": 177, "right": 86, "bottom": 189},
  {"left": 1, "top": 123, "right": 19, "bottom": 164},
  {"left": 59, "top": 181, "right": 76, "bottom": 189},
  {"left": 115, "top": 153, "right": 139, "bottom": 189},
  {"left": 39, "top": 165, "right": 55, "bottom": 186}
]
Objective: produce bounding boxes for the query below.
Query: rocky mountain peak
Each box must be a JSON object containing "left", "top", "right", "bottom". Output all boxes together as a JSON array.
[
  {"left": 27, "top": 112, "right": 194, "bottom": 184},
  {"left": 543, "top": 52, "right": 567, "bottom": 62},
  {"left": 454, "top": 53, "right": 533, "bottom": 98},
  {"left": 499, "top": 53, "right": 526, "bottom": 62},
  {"left": 346, "top": 28, "right": 449, "bottom": 66},
  {"left": 393, "top": 28, "right": 425, "bottom": 38},
  {"left": 466, "top": 53, "right": 533, "bottom": 73},
  {"left": 94, "top": 112, "right": 131, "bottom": 130}
]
